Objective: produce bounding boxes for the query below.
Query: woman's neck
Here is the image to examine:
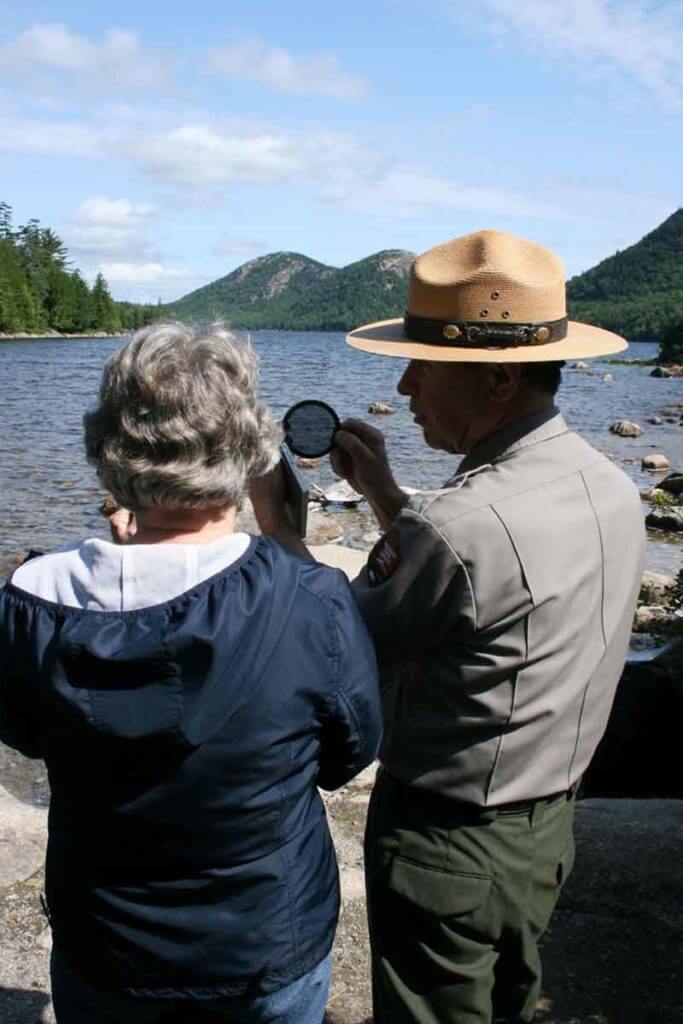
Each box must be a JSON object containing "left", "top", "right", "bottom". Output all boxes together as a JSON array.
[{"left": 132, "top": 505, "right": 238, "bottom": 545}]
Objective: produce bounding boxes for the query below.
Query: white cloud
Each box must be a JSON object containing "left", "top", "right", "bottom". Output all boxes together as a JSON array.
[
  {"left": 98, "top": 262, "right": 206, "bottom": 303},
  {"left": 0, "top": 115, "right": 99, "bottom": 156},
  {"left": 64, "top": 196, "right": 160, "bottom": 267},
  {"left": 455, "top": 0, "right": 683, "bottom": 106},
  {"left": 71, "top": 196, "right": 158, "bottom": 228},
  {"left": 207, "top": 39, "right": 366, "bottom": 99},
  {"left": 130, "top": 123, "right": 369, "bottom": 190},
  {"left": 0, "top": 23, "right": 173, "bottom": 91},
  {"left": 100, "top": 261, "right": 187, "bottom": 283},
  {"left": 323, "top": 166, "right": 571, "bottom": 221},
  {"left": 213, "top": 235, "right": 268, "bottom": 256}
]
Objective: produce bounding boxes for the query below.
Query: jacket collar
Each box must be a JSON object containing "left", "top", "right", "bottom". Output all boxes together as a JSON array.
[{"left": 455, "top": 405, "right": 568, "bottom": 476}]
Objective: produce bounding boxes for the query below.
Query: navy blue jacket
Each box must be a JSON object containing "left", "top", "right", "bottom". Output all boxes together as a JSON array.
[{"left": 0, "top": 537, "right": 381, "bottom": 995}]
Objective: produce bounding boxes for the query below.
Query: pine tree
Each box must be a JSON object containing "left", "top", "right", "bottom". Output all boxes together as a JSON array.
[{"left": 91, "top": 272, "right": 122, "bottom": 333}]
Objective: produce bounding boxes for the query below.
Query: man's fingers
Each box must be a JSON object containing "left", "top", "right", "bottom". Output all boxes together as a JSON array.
[
  {"left": 334, "top": 429, "right": 372, "bottom": 456},
  {"left": 338, "top": 418, "right": 385, "bottom": 446}
]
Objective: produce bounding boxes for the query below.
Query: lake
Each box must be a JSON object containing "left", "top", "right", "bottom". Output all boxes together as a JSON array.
[{"left": 0, "top": 333, "right": 681, "bottom": 575}]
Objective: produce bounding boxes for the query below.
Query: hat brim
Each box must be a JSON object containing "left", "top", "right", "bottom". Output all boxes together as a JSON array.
[{"left": 346, "top": 318, "right": 627, "bottom": 362}]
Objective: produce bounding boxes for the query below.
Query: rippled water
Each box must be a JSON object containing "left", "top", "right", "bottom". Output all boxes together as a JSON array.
[{"left": 0, "top": 333, "right": 681, "bottom": 574}]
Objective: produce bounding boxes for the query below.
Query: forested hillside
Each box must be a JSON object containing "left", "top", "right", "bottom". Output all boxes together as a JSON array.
[
  {"left": 167, "top": 250, "right": 414, "bottom": 330},
  {"left": 0, "top": 202, "right": 155, "bottom": 335},
  {"left": 567, "top": 208, "right": 683, "bottom": 340}
]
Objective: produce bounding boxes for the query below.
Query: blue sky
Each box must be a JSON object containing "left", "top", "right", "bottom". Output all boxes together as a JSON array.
[{"left": 0, "top": 0, "right": 681, "bottom": 302}]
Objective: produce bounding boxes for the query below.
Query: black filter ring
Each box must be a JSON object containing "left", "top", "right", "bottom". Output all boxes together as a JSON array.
[{"left": 283, "top": 399, "right": 341, "bottom": 457}]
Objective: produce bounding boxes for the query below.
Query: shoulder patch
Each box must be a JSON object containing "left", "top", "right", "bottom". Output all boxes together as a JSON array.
[{"left": 367, "top": 528, "right": 401, "bottom": 586}]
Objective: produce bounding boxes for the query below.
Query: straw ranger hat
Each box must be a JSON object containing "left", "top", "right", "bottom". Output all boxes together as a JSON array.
[{"left": 346, "top": 229, "right": 626, "bottom": 362}]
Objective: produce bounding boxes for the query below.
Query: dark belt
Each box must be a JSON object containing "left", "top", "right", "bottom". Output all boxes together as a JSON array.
[{"left": 383, "top": 770, "right": 578, "bottom": 823}]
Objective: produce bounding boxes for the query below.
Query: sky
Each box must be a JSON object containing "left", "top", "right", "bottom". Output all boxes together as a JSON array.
[{"left": 0, "top": 0, "right": 681, "bottom": 303}]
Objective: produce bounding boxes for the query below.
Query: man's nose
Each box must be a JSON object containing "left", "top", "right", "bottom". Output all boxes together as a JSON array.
[{"left": 397, "top": 362, "right": 417, "bottom": 395}]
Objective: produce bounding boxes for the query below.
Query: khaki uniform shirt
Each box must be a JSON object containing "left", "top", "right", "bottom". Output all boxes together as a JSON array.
[{"left": 352, "top": 408, "right": 646, "bottom": 805}]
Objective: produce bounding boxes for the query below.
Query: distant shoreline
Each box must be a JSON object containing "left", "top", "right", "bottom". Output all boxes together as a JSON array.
[{"left": 0, "top": 331, "right": 127, "bottom": 341}]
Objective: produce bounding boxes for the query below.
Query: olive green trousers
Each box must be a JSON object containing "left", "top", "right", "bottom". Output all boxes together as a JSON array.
[{"left": 364, "top": 771, "right": 576, "bottom": 1024}]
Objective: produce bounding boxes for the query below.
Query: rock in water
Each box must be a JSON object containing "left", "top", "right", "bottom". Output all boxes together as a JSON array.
[
  {"left": 648, "top": 416, "right": 663, "bottom": 425},
  {"left": 319, "top": 482, "right": 364, "bottom": 506},
  {"left": 610, "top": 419, "right": 644, "bottom": 437},
  {"left": 657, "top": 472, "right": 683, "bottom": 497},
  {"left": 646, "top": 506, "right": 683, "bottom": 532},
  {"left": 572, "top": 360, "right": 590, "bottom": 369},
  {"left": 633, "top": 605, "right": 675, "bottom": 632},
  {"left": 642, "top": 453, "right": 670, "bottom": 471},
  {"left": 368, "top": 402, "right": 394, "bottom": 415},
  {"left": 651, "top": 366, "right": 673, "bottom": 377},
  {"left": 639, "top": 570, "right": 676, "bottom": 606},
  {"left": 602, "top": 373, "right": 613, "bottom": 382}
]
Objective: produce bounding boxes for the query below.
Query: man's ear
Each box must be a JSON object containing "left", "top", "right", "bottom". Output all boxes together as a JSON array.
[{"left": 487, "top": 363, "right": 523, "bottom": 404}]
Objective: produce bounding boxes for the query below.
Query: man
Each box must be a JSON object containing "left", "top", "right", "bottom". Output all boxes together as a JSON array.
[{"left": 252, "top": 229, "right": 646, "bottom": 1023}]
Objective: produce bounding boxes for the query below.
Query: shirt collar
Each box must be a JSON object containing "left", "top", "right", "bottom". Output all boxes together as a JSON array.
[{"left": 454, "top": 405, "right": 568, "bottom": 477}]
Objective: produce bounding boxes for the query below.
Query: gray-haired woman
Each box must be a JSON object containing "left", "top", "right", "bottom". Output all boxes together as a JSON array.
[{"left": 0, "top": 323, "right": 381, "bottom": 1024}]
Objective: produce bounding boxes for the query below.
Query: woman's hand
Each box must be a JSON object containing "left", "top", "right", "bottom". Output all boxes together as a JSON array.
[
  {"left": 331, "top": 419, "right": 407, "bottom": 529},
  {"left": 249, "top": 461, "right": 289, "bottom": 533}
]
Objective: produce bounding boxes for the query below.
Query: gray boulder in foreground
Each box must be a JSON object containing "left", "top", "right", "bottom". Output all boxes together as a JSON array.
[
  {"left": 536, "top": 799, "right": 683, "bottom": 1024},
  {"left": 0, "top": 785, "right": 47, "bottom": 890}
]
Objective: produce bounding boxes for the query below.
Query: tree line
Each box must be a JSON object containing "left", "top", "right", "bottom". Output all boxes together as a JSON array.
[{"left": 0, "top": 202, "right": 156, "bottom": 335}]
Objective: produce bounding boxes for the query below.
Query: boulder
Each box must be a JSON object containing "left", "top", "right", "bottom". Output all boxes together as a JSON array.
[
  {"left": 536, "top": 800, "right": 683, "bottom": 1024},
  {"left": 572, "top": 360, "right": 590, "bottom": 370},
  {"left": 582, "top": 642, "right": 683, "bottom": 799},
  {"left": 319, "top": 482, "right": 364, "bottom": 507},
  {"left": 632, "top": 604, "right": 674, "bottom": 632},
  {"left": 645, "top": 506, "right": 683, "bottom": 532},
  {"left": 647, "top": 416, "right": 662, "bottom": 425},
  {"left": 601, "top": 373, "right": 613, "bottom": 382},
  {"left": 609, "top": 419, "right": 643, "bottom": 437},
  {"left": 641, "top": 453, "right": 669, "bottom": 471},
  {"left": 639, "top": 570, "right": 676, "bottom": 606},
  {"left": 0, "top": 785, "right": 47, "bottom": 890},
  {"left": 650, "top": 365, "right": 673, "bottom": 378},
  {"left": 368, "top": 402, "right": 394, "bottom": 415},
  {"left": 657, "top": 471, "right": 683, "bottom": 497},
  {"left": 304, "top": 513, "right": 344, "bottom": 544}
]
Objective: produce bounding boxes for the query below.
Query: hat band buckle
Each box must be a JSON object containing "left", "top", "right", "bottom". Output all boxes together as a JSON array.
[{"left": 403, "top": 313, "right": 569, "bottom": 349}]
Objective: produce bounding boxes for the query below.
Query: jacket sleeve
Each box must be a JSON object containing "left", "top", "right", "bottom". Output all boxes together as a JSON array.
[
  {"left": 0, "top": 593, "right": 43, "bottom": 759},
  {"left": 317, "top": 572, "right": 382, "bottom": 792}
]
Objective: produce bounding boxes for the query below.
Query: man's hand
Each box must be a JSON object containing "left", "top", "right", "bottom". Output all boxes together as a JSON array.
[{"left": 331, "top": 419, "right": 407, "bottom": 530}]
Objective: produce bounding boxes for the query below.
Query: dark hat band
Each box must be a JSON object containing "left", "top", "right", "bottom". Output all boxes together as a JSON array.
[{"left": 403, "top": 313, "right": 569, "bottom": 348}]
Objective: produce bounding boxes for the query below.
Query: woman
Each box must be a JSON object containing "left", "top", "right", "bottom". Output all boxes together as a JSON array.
[{"left": 0, "top": 323, "right": 381, "bottom": 1023}]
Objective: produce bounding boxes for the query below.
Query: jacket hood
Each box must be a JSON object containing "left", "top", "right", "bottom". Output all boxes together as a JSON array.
[{"left": 2, "top": 536, "right": 301, "bottom": 752}]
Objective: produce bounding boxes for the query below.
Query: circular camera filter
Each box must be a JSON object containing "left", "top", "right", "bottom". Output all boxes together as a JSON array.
[{"left": 283, "top": 400, "right": 341, "bottom": 458}]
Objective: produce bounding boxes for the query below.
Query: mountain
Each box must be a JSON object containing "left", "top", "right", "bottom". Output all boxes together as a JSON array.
[
  {"left": 567, "top": 208, "right": 683, "bottom": 340},
  {"left": 167, "top": 210, "right": 682, "bottom": 338},
  {"left": 167, "top": 249, "right": 414, "bottom": 330}
]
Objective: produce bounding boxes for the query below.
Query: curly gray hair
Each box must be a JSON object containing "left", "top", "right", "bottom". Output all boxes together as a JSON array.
[{"left": 84, "top": 322, "right": 282, "bottom": 511}]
